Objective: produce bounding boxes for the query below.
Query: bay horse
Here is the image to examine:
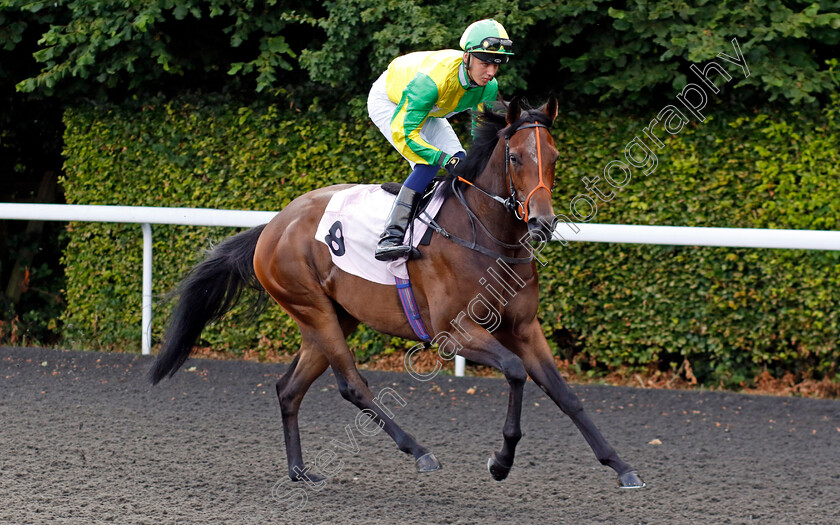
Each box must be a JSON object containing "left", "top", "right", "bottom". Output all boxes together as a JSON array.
[{"left": 149, "top": 97, "right": 645, "bottom": 489}]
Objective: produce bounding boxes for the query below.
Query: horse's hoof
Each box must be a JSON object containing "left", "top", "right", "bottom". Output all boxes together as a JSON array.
[
  {"left": 415, "top": 452, "right": 441, "bottom": 473},
  {"left": 289, "top": 470, "right": 326, "bottom": 484},
  {"left": 618, "top": 470, "right": 646, "bottom": 489},
  {"left": 487, "top": 453, "right": 511, "bottom": 481}
]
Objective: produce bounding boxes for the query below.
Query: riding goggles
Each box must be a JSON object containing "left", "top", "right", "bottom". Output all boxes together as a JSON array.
[{"left": 467, "top": 37, "right": 514, "bottom": 54}]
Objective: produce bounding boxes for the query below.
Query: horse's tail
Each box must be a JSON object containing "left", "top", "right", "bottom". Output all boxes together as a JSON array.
[{"left": 149, "top": 225, "right": 268, "bottom": 385}]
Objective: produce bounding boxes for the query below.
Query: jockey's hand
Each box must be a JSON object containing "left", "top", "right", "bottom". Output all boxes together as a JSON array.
[{"left": 444, "top": 152, "right": 465, "bottom": 173}]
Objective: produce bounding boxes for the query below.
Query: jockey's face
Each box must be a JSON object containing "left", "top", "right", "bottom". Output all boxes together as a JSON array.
[{"left": 464, "top": 52, "right": 499, "bottom": 87}]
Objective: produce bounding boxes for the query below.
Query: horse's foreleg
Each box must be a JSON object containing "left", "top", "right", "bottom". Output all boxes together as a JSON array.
[
  {"left": 275, "top": 346, "right": 329, "bottom": 482},
  {"left": 511, "top": 322, "right": 645, "bottom": 489},
  {"left": 456, "top": 339, "right": 527, "bottom": 481}
]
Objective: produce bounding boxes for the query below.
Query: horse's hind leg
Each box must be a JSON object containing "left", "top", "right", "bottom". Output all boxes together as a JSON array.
[
  {"left": 275, "top": 313, "right": 359, "bottom": 482},
  {"left": 302, "top": 319, "right": 440, "bottom": 473},
  {"left": 511, "top": 321, "right": 645, "bottom": 489},
  {"left": 275, "top": 345, "right": 329, "bottom": 482}
]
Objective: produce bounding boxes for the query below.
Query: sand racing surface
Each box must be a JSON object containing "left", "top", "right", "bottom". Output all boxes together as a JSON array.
[{"left": 1, "top": 346, "right": 838, "bottom": 524}]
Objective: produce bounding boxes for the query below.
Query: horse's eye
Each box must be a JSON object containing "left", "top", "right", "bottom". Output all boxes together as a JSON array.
[{"left": 508, "top": 154, "right": 518, "bottom": 164}]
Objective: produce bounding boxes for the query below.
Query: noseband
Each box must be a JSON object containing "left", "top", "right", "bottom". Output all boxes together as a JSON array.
[
  {"left": 457, "top": 120, "right": 552, "bottom": 222},
  {"left": 505, "top": 121, "right": 552, "bottom": 221}
]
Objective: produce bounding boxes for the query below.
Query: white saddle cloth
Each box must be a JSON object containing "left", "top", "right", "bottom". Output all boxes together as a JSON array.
[{"left": 314, "top": 184, "right": 445, "bottom": 285}]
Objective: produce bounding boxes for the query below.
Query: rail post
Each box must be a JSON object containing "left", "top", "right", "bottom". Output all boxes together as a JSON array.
[{"left": 141, "top": 223, "right": 153, "bottom": 356}]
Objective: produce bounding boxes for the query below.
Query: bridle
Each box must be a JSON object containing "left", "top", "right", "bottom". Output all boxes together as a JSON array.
[
  {"left": 456, "top": 120, "right": 552, "bottom": 222},
  {"left": 419, "top": 119, "right": 554, "bottom": 264}
]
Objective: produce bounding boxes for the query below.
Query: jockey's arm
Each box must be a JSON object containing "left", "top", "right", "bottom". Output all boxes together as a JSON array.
[{"left": 390, "top": 74, "right": 452, "bottom": 168}]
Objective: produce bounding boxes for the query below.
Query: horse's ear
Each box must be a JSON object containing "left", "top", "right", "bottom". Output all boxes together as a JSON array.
[
  {"left": 506, "top": 97, "right": 521, "bottom": 125},
  {"left": 540, "top": 94, "right": 558, "bottom": 123}
]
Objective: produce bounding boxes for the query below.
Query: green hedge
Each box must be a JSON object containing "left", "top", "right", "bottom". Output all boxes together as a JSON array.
[
  {"left": 544, "top": 95, "right": 840, "bottom": 385},
  {"left": 62, "top": 95, "right": 840, "bottom": 386},
  {"left": 61, "top": 96, "right": 410, "bottom": 355}
]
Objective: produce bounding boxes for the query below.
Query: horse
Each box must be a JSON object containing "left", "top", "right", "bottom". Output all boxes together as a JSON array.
[{"left": 148, "top": 97, "right": 645, "bottom": 489}]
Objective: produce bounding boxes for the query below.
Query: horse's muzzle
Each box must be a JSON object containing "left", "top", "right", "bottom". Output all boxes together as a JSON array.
[{"left": 527, "top": 215, "right": 557, "bottom": 242}]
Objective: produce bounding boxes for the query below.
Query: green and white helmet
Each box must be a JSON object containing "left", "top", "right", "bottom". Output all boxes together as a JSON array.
[{"left": 459, "top": 19, "right": 514, "bottom": 64}]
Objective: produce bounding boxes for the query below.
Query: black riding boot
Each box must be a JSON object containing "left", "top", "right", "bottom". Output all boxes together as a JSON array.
[{"left": 375, "top": 186, "right": 422, "bottom": 261}]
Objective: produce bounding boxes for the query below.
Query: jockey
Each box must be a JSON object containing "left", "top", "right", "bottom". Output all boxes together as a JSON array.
[{"left": 368, "top": 19, "right": 514, "bottom": 261}]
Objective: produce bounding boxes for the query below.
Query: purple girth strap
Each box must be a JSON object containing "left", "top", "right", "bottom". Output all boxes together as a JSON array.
[{"left": 394, "top": 276, "right": 431, "bottom": 342}]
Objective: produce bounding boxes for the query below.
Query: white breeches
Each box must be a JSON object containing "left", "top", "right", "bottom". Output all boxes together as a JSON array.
[{"left": 367, "top": 71, "right": 464, "bottom": 168}]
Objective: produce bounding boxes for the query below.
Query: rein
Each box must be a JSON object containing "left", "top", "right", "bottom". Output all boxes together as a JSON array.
[{"left": 419, "top": 120, "right": 552, "bottom": 265}]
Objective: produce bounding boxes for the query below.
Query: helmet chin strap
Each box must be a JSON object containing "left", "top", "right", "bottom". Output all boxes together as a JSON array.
[{"left": 463, "top": 54, "right": 479, "bottom": 88}]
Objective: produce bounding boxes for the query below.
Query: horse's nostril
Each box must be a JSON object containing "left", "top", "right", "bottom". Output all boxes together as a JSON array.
[
  {"left": 528, "top": 216, "right": 554, "bottom": 231},
  {"left": 526, "top": 216, "right": 555, "bottom": 242}
]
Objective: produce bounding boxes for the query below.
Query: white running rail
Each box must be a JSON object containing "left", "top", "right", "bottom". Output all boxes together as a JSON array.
[
  {"left": 3, "top": 203, "right": 840, "bottom": 376},
  {"left": 1, "top": 203, "right": 275, "bottom": 355},
  {"left": 553, "top": 222, "right": 840, "bottom": 251}
]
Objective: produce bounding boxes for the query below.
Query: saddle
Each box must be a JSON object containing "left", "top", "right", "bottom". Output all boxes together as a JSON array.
[{"left": 314, "top": 182, "right": 447, "bottom": 286}]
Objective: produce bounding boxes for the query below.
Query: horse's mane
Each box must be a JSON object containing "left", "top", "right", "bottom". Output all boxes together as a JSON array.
[{"left": 442, "top": 102, "right": 553, "bottom": 198}]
